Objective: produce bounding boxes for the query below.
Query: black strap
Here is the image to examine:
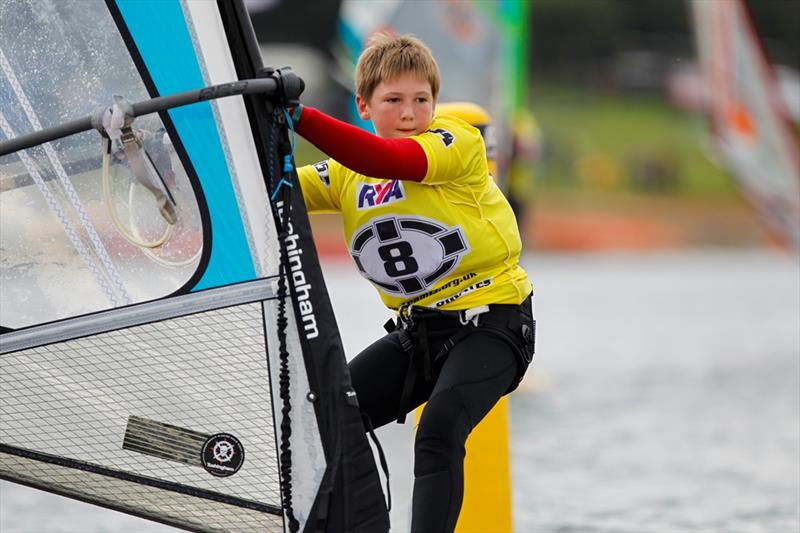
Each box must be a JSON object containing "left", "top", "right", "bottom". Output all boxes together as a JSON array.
[
  {"left": 384, "top": 317, "right": 418, "bottom": 424},
  {"left": 396, "top": 329, "right": 416, "bottom": 424},
  {"left": 269, "top": 106, "right": 300, "bottom": 533},
  {"left": 432, "top": 326, "right": 475, "bottom": 362},
  {"left": 418, "top": 319, "right": 431, "bottom": 381}
]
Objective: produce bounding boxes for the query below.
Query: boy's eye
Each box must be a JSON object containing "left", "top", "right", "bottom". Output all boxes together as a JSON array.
[
  {"left": 386, "top": 97, "right": 400, "bottom": 103},
  {"left": 416, "top": 97, "right": 429, "bottom": 103}
]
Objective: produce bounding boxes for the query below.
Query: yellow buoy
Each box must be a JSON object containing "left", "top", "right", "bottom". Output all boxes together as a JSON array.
[
  {"left": 414, "top": 396, "right": 512, "bottom": 533},
  {"left": 455, "top": 395, "right": 513, "bottom": 532}
]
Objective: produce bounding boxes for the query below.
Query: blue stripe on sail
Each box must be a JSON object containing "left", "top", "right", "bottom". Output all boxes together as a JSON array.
[{"left": 115, "top": 0, "right": 256, "bottom": 291}]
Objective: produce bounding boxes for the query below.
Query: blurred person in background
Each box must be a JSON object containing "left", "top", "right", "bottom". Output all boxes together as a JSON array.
[{"left": 505, "top": 108, "right": 542, "bottom": 246}]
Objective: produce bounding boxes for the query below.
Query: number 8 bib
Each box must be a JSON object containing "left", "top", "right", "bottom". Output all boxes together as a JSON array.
[{"left": 349, "top": 215, "right": 470, "bottom": 296}]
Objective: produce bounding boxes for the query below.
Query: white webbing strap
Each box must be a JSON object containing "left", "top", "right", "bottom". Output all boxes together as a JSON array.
[{"left": 459, "top": 304, "right": 490, "bottom": 326}]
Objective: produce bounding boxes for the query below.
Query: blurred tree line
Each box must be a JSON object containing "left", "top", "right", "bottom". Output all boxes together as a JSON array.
[
  {"left": 248, "top": 0, "right": 797, "bottom": 201},
  {"left": 525, "top": 0, "right": 799, "bottom": 201},
  {"left": 530, "top": 0, "right": 799, "bottom": 85},
  {"left": 250, "top": 0, "right": 798, "bottom": 90}
]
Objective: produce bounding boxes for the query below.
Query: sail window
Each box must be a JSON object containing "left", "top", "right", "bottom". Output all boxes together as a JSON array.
[{"left": 0, "top": 0, "right": 205, "bottom": 329}]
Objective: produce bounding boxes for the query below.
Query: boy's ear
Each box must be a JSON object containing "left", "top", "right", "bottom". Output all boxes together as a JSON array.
[{"left": 356, "top": 95, "right": 370, "bottom": 120}]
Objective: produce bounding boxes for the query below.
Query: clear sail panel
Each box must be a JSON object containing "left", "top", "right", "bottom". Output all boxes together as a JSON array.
[{"left": 0, "top": 0, "right": 205, "bottom": 329}]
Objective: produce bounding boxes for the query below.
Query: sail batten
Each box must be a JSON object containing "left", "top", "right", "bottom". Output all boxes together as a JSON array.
[{"left": 0, "top": 279, "right": 278, "bottom": 355}]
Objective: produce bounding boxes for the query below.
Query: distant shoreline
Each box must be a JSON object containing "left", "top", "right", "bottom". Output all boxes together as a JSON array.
[
  {"left": 525, "top": 188, "right": 773, "bottom": 251},
  {"left": 309, "top": 189, "right": 774, "bottom": 258}
]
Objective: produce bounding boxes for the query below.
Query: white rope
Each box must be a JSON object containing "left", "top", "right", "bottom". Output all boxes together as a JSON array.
[
  {"left": 103, "top": 141, "right": 201, "bottom": 268},
  {"left": 128, "top": 176, "right": 203, "bottom": 269},
  {"left": 101, "top": 139, "right": 174, "bottom": 249},
  {"left": 0, "top": 112, "right": 121, "bottom": 307},
  {"left": 0, "top": 46, "right": 131, "bottom": 305}
]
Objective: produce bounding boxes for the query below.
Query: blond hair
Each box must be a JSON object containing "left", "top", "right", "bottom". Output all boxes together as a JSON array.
[{"left": 355, "top": 32, "right": 441, "bottom": 103}]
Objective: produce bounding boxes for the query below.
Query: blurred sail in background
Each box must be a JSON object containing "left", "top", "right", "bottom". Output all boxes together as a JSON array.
[{"left": 691, "top": 0, "right": 800, "bottom": 247}]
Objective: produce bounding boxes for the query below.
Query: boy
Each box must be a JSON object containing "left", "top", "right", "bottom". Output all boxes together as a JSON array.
[{"left": 292, "top": 33, "right": 534, "bottom": 532}]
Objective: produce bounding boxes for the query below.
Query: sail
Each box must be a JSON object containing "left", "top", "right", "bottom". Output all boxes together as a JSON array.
[
  {"left": 0, "top": 1, "right": 389, "bottom": 532},
  {"left": 690, "top": 0, "right": 800, "bottom": 247}
]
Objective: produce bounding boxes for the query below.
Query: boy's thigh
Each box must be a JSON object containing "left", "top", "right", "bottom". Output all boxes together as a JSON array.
[{"left": 427, "top": 331, "right": 518, "bottom": 430}]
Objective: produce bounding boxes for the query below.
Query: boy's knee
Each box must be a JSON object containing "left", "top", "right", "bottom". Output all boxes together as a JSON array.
[{"left": 414, "top": 389, "right": 471, "bottom": 476}]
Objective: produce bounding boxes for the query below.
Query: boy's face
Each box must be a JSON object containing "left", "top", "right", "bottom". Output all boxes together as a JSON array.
[{"left": 356, "top": 72, "right": 435, "bottom": 138}]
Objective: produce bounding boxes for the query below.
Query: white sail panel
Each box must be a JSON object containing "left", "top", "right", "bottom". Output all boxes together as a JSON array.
[{"left": 181, "top": 2, "right": 327, "bottom": 522}]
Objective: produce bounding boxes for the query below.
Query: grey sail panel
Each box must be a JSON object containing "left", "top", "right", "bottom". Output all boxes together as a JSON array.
[{"left": 0, "top": 298, "right": 283, "bottom": 530}]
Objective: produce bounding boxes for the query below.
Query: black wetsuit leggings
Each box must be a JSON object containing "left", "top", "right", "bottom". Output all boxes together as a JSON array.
[{"left": 349, "top": 324, "right": 519, "bottom": 533}]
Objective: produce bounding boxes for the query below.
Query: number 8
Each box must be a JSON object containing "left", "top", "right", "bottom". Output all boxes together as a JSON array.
[{"left": 377, "top": 241, "right": 419, "bottom": 277}]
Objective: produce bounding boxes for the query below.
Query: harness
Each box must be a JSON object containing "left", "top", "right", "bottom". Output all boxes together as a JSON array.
[{"left": 385, "top": 294, "right": 535, "bottom": 423}]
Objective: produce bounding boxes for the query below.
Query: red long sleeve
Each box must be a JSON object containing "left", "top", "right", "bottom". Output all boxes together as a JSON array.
[{"left": 294, "top": 106, "right": 428, "bottom": 182}]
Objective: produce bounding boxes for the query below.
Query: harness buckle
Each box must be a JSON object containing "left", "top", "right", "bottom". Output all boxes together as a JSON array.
[
  {"left": 397, "top": 329, "right": 414, "bottom": 354},
  {"left": 459, "top": 305, "right": 490, "bottom": 326}
]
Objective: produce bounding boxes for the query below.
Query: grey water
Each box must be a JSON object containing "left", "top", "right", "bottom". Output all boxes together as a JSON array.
[{"left": 1, "top": 249, "right": 798, "bottom": 533}]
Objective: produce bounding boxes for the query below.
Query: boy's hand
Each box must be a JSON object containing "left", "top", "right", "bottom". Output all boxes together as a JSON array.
[{"left": 260, "top": 66, "right": 305, "bottom": 108}]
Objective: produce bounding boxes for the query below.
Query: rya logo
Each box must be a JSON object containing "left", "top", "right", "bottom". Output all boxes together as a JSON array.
[{"left": 357, "top": 180, "right": 405, "bottom": 209}]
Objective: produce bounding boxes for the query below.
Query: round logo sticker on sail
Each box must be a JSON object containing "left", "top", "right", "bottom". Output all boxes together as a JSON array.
[
  {"left": 350, "top": 215, "right": 469, "bottom": 295},
  {"left": 201, "top": 433, "right": 245, "bottom": 477}
]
